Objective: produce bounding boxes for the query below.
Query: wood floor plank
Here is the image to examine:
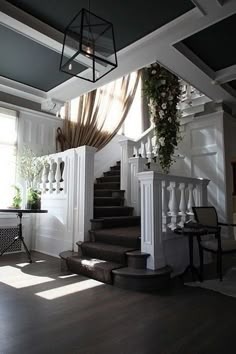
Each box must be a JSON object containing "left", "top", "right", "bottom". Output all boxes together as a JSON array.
[{"left": 1, "top": 252, "right": 236, "bottom": 354}]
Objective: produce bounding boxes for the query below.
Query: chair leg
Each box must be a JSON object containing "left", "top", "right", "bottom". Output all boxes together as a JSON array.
[{"left": 217, "top": 252, "right": 223, "bottom": 281}]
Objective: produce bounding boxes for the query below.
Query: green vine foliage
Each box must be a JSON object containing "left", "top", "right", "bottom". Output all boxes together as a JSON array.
[{"left": 143, "top": 62, "right": 181, "bottom": 173}]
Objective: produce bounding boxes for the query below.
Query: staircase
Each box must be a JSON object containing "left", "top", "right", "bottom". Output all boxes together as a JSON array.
[{"left": 60, "top": 161, "right": 171, "bottom": 291}]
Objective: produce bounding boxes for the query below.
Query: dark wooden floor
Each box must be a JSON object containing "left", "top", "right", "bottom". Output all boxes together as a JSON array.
[{"left": 1, "top": 252, "right": 236, "bottom": 354}]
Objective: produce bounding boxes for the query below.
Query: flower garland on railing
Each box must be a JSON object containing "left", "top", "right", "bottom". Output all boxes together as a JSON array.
[{"left": 143, "top": 62, "right": 181, "bottom": 173}]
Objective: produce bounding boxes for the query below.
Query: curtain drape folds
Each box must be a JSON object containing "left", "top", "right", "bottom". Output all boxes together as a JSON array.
[{"left": 61, "top": 70, "right": 140, "bottom": 151}]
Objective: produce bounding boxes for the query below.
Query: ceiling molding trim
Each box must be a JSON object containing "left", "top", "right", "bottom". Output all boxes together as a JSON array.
[
  {"left": 0, "top": 76, "right": 47, "bottom": 103},
  {"left": 0, "top": 0, "right": 63, "bottom": 43},
  {"left": 174, "top": 42, "right": 215, "bottom": 79},
  {"left": 190, "top": 0, "right": 207, "bottom": 15},
  {"left": 213, "top": 65, "right": 236, "bottom": 85},
  {"left": 0, "top": 99, "right": 61, "bottom": 121},
  {"left": 216, "top": 0, "right": 224, "bottom": 6}
]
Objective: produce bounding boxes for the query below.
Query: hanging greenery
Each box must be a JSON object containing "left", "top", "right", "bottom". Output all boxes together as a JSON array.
[{"left": 143, "top": 62, "right": 181, "bottom": 173}]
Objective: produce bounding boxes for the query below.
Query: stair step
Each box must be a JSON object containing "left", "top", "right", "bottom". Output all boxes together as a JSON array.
[
  {"left": 90, "top": 226, "right": 140, "bottom": 248},
  {"left": 94, "top": 182, "right": 120, "bottom": 190},
  {"left": 126, "top": 251, "right": 149, "bottom": 269},
  {"left": 67, "top": 256, "right": 123, "bottom": 284},
  {"left": 94, "top": 206, "right": 133, "bottom": 218},
  {"left": 110, "top": 165, "right": 120, "bottom": 171},
  {"left": 94, "top": 197, "right": 124, "bottom": 206},
  {"left": 112, "top": 266, "right": 172, "bottom": 292},
  {"left": 104, "top": 171, "right": 120, "bottom": 177},
  {"left": 97, "top": 176, "right": 120, "bottom": 183},
  {"left": 94, "top": 189, "right": 125, "bottom": 198},
  {"left": 91, "top": 216, "right": 141, "bottom": 229},
  {"left": 80, "top": 242, "right": 138, "bottom": 264}
]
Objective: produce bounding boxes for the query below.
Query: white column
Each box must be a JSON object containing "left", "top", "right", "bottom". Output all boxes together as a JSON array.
[
  {"left": 73, "top": 146, "right": 97, "bottom": 247},
  {"left": 119, "top": 139, "right": 135, "bottom": 205},
  {"left": 138, "top": 171, "right": 166, "bottom": 270},
  {"left": 129, "top": 157, "right": 146, "bottom": 216}
]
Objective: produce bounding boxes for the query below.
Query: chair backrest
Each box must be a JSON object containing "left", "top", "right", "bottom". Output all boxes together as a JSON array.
[{"left": 192, "top": 206, "right": 218, "bottom": 227}]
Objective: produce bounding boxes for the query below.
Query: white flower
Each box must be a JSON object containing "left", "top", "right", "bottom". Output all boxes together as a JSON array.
[
  {"left": 160, "top": 79, "right": 166, "bottom": 85},
  {"left": 168, "top": 95, "right": 173, "bottom": 101},
  {"left": 161, "top": 92, "right": 166, "bottom": 97},
  {"left": 168, "top": 117, "right": 172, "bottom": 122},
  {"left": 159, "top": 137, "right": 165, "bottom": 146},
  {"left": 161, "top": 103, "right": 167, "bottom": 110},
  {"left": 159, "top": 110, "right": 164, "bottom": 118},
  {"left": 151, "top": 70, "right": 157, "bottom": 75}
]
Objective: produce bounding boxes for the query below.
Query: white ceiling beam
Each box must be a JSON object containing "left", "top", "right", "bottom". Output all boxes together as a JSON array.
[{"left": 213, "top": 65, "right": 236, "bottom": 84}]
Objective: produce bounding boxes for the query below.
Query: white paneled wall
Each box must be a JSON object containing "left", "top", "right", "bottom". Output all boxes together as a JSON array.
[
  {"left": 17, "top": 109, "right": 62, "bottom": 155},
  {"left": 0, "top": 105, "right": 62, "bottom": 253}
]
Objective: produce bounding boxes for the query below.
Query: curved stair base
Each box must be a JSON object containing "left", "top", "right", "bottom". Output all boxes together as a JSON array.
[{"left": 112, "top": 266, "right": 172, "bottom": 292}]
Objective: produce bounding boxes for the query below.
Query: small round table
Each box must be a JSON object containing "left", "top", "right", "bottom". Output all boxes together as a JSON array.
[
  {"left": 0, "top": 209, "right": 48, "bottom": 263},
  {"left": 174, "top": 224, "right": 208, "bottom": 281}
]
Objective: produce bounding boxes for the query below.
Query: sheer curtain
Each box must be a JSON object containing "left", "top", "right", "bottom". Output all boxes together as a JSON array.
[
  {"left": 61, "top": 70, "right": 140, "bottom": 151},
  {"left": 0, "top": 107, "right": 18, "bottom": 207}
]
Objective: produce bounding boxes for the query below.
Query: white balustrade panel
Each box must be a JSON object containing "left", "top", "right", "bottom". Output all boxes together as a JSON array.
[{"left": 138, "top": 171, "right": 209, "bottom": 270}]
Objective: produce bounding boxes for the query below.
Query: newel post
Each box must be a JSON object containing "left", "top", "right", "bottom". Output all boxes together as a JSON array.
[
  {"left": 73, "top": 146, "right": 96, "bottom": 247},
  {"left": 128, "top": 157, "right": 146, "bottom": 215},
  {"left": 197, "top": 179, "right": 210, "bottom": 206},
  {"left": 119, "top": 139, "right": 135, "bottom": 205},
  {"left": 138, "top": 171, "right": 166, "bottom": 270}
]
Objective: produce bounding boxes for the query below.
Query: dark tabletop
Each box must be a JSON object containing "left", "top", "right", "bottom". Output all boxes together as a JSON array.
[{"left": 0, "top": 209, "right": 48, "bottom": 214}]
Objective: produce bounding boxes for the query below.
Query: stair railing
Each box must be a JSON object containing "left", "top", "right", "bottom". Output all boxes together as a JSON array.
[
  {"left": 138, "top": 171, "right": 210, "bottom": 270},
  {"left": 39, "top": 146, "right": 96, "bottom": 251}
]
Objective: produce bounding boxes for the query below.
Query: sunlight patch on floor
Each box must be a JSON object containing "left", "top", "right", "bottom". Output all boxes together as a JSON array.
[
  {"left": 0, "top": 266, "right": 55, "bottom": 288},
  {"left": 58, "top": 274, "right": 77, "bottom": 279},
  {"left": 35, "top": 279, "right": 102, "bottom": 300},
  {"left": 15, "top": 262, "right": 30, "bottom": 268}
]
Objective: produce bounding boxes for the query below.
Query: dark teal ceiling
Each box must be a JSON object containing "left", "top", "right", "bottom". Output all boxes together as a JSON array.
[
  {"left": 1, "top": 0, "right": 194, "bottom": 91},
  {"left": 182, "top": 14, "right": 236, "bottom": 72},
  {"left": 0, "top": 25, "right": 72, "bottom": 91}
]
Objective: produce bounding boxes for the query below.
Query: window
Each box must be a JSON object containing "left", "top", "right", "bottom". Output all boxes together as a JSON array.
[{"left": 0, "top": 108, "right": 18, "bottom": 208}]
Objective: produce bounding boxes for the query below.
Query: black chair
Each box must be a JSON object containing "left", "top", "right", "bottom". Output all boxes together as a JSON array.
[{"left": 192, "top": 206, "right": 236, "bottom": 281}]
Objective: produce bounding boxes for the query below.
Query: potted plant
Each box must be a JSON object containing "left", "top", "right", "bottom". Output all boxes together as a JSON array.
[
  {"left": 11, "top": 185, "right": 22, "bottom": 209},
  {"left": 18, "top": 146, "right": 46, "bottom": 209},
  {"left": 26, "top": 187, "right": 41, "bottom": 210}
]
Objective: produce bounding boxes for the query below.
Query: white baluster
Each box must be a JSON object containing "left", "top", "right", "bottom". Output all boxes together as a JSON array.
[
  {"left": 146, "top": 136, "right": 153, "bottom": 162},
  {"left": 41, "top": 162, "right": 49, "bottom": 194},
  {"left": 48, "top": 159, "right": 55, "bottom": 193},
  {"left": 133, "top": 146, "right": 138, "bottom": 157},
  {"left": 168, "top": 181, "right": 178, "bottom": 230},
  {"left": 162, "top": 180, "right": 168, "bottom": 232},
  {"left": 187, "top": 183, "right": 195, "bottom": 218},
  {"left": 55, "top": 157, "right": 62, "bottom": 193},
  {"left": 140, "top": 141, "right": 146, "bottom": 158},
  {"left": 179, "top": 183, "right": 187, "bottom": 226}
]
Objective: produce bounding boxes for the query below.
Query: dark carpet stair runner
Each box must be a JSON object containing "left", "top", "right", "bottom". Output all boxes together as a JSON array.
[{"left": 60, "top": 161, "right": 171, "bottom": 291}]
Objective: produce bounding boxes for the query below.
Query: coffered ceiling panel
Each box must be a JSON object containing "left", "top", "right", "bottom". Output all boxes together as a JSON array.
[
  {"left": 6, "top": 0, "right": 195, "bottom": 51},
  {"left": 182, "top": 14, "right": 236, "bottom": 72},
  {"left": 0, "top": 25, "right": 72, "bottom": 91}
]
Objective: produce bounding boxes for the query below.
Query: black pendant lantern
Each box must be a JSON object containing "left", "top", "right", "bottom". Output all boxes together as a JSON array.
[{"left": 60, "top": 7, "right": 117, "bottom": 83}]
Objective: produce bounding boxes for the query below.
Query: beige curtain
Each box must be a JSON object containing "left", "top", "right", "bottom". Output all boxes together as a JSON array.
[{"left": 61, "top": 70, "right": 140, "bottom": 151}]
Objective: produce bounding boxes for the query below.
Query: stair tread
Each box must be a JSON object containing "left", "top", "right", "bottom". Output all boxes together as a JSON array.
[
  {"left": 112, "top": 265, "right": 172, "bottom": 277},
  {"left": 67, "top": 256, "right": 123, "bottom": 284},
  {"left": 69, "top": 255, "right": 122, "bottom": 270},
  {"left": 94, "top": 206, "right": 133, "bottom": 209},
  {"left": 94, "top": 226, "right": 140, "bottom": 238},
  {"left": 91, "top": 215, "right": 140, "bottom": 222},
  {"left": 81, "top": 241, "right": 137, "bottom": 253}
]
